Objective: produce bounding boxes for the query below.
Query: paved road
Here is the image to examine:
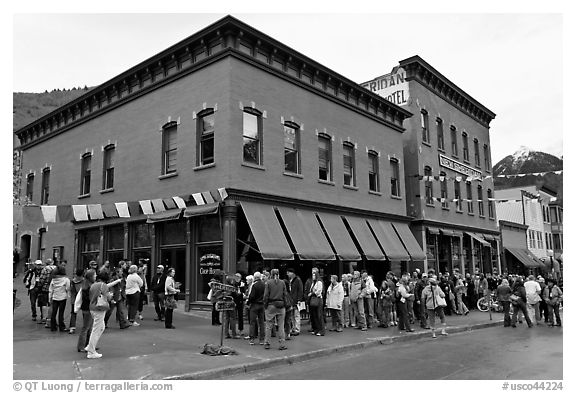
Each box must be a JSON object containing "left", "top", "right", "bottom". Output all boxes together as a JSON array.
[{"left": 224, "top": 325, "right": 563, "bottom": 380}]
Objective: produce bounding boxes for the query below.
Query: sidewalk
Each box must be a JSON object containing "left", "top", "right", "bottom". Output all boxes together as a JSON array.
[{"left": 13, "top": 280, "right": 504, "bottom": 380}]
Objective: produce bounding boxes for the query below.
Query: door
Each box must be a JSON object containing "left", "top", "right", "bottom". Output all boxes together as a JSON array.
[{"left": 160, "top": 248, "right": 186, "bottom": 300}]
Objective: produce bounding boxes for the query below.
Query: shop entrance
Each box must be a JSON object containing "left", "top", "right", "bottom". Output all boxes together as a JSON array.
[
  {"left": 160, "top": 248, "right": 186, "bottom": 300},
  {"left": 19, "top": 234, "right": 31, "bottom": 272}
]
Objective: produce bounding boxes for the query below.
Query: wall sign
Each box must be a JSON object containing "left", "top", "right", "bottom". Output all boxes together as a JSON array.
[
  {"left": 361, "top": 67, "right": 409, "bottom": 106},
  {"left": 438, "top": 154, "right": 482, "bottom": 178},
  {"left": 199, "top": 253, "right": 221, "bottom": 275}
]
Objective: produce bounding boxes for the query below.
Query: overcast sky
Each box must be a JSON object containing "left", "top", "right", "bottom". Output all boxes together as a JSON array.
[{"left": 12, "top": 13, "right": 563, "bottom": 163}]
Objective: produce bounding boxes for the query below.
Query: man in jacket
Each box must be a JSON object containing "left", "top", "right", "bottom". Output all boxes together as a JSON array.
[
  {"left": 414, "top": 272, "right": 429, "bottom": 328},
  {"left": 350, "top": 271, "right": 367, "bottom": 331},
  {"left": 36, "top": 258, "right": 57, "bottom": 327},
  {"left": 361, "top": 271, "right": 377, "bottom": 328},
  {"left": 233, "top": 273, "right": 246, "bottom": 334},
  {"left": 23, "top": 260, "right": 42, "bottom": 321},
  {"left": 151, "top": 265, "right": 167, "bottom": 321},
  {"left": 248, "top": 272, "right": 266, "bottom": 345},
  {"left": 262, "top": 269, "right": 288, "bottom": 350},
  {"left": 286, "top": 268, "right": 303, "bottom": 335}
]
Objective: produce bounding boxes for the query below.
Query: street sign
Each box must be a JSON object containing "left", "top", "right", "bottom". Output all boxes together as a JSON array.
[
  {"left": 210, "top": 282, "right": 238, "bottom": 293},
  {"left": 215, "top": 300, "right": 236, "bottom": 311}
]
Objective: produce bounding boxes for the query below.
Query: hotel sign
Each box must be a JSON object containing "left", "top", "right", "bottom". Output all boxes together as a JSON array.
[
  {"left": 438, "top": 154, "right": 482, "bottom": 178},
  {"left": 361, "top": 67, "right": 409, "bottom": 106}
]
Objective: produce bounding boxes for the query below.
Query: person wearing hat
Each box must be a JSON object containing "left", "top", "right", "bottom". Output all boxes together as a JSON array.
[
  {"left": 23, "top": 260, "right": 43, "bottom": 321},
  {"left": 151, "top": 265, "right": 167, "bottom": 321},
  {"left": 537, "top": 276, "right": 549, "bottom": 323},
  {"left": 36, "top": 258, "right": 57, "bottom": 327},
  {"left": 421, "top": 276, "right": 448, "bottom": 338}
]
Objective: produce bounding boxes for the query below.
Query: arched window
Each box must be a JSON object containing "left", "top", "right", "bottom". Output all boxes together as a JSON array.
[
  {"left": 283, "top": 121, "right": 300, "bottom": 174},
  {"left": 487, "top": 189, "right": 494, "bottom": 218},
  {"left": 421, "top": 110, "right": 430, "bottom": 144},
  {"left": 41, "top": 167, "right": 50, "bottom": 204},
  {"left": 466, "top": 181, "right": 473, "bottom": 214},
  {"left": 26, "top": 173, "right": 34, "bottom": 202},
  {"left": 454, "top": 178, "right": 462, "bottom": 212},
  {"left": 436, "top": 118, "right": 444, "bottom": 151},
  {"left": 162, "top": 121, "right": 178, "bottom": 174},
  {"left": 462, "top": 132, "right": 469, "bottom": 162},
  {"left": 318, "top": 133, "right": 332, "bottom": 181},
  {"left": 197, "top": 109, "right": 215, "bottom": 166},
  {"left": 478, "top": 185, "right": 484, "bottom": 217}
]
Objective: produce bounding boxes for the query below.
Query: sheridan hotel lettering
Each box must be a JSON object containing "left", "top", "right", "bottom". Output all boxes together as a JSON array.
[{"left": 438, "top": 154, "right": 482, "bottom": 178}]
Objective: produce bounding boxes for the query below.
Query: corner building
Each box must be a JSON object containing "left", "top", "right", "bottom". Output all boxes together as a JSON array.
[
  {"left": 363, "top": 56, "right": 499, "bottom": 275},
  {"left": 15, "top": 16, "right": 429, "bottom": 310}
]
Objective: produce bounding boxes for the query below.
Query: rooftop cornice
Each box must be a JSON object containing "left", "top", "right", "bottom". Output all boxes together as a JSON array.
[
  {"left": 15, "top": 15, "right": 411, "bottom": 149},
  {"left": 399, "top": 55, "right": 496, "bottom": 128}
]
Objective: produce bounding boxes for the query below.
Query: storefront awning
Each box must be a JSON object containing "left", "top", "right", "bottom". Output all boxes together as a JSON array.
[
  {"left": 316, "top": 212, "right": 361, "bottom": 261},
  {"left": 392, "top": 223, "right": 427, "bottom": 262},
  {"left": 368, "top": 219, "right": 410, "bottom": 262},
  {"left": 427, "top": 227, "right": 440, "bottom": 235},
  {"left": 240, "top": 202, "right": 293, "bottom": 260},
  {"left": 146, "top": 208, "right": 183, "bottom": 223},
  {"left": 466, "top": 232, "right": 491, "bottom": 247},
  {"left": 506, "top": 247, "right": 541, "bottom": 268},
  {"left": 183, "top": 202, "right": 219, "bottom": 217},
  {"left": 344, "top": 216, "right": 385, "bottom": 260},
  {"left": 276, "top": 207, "right": 335, "bottom": 261}
]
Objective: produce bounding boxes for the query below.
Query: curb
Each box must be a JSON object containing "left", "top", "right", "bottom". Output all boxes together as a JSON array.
[{"left": 165, "top": 319, "right": 503, "bottom": 380}]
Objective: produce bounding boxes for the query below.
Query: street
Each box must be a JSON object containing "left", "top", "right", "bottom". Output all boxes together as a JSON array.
[{"left": 224, "top": 325, "right": 563, "bottom": 380}]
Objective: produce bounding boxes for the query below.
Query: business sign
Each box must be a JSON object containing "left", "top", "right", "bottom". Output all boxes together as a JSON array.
[
  {"left": 438, "top": 154, "right": 482, "bottom": 178},
  {"left": 361, "top": 67, "right": 409, "bottom": 106},
  {"left": 199, "top": 253, "right": 221, "bottom": 275}
]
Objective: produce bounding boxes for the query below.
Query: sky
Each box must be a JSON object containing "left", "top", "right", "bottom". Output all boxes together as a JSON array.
[{"left": 11, "top": 12, "right": 564, "bottom": 164}]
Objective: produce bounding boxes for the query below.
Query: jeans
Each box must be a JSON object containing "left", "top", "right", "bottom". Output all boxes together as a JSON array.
[
  {"left": 380, "top": 303, "right": 391, "bottom": 326},
  {"left": 502, "top": 301, "right": 511, "bottom": 326},
  {"left": 249, "top": 303, "right": 265, "bottom": 341},
  {"left": 212, "top": 303, "right": 221, "bottom": 325},
  {"left": 512, "top": 300, "right": 532, "bottom": 327},
  {"left": 69, "top": 311, "right": 77, "bottom": 329},
  {"left": 284, "top": 307, "right": 293, "bottom": 336},
  {"left": 342, "top": 297, "right": 351, "bottom": 327},
  {"left": 426, "top": 307, "right": 446, "bottom": 330},
  {"left": 309, "top": 302, "right": 325, "bottom": 334},
  {"left": 265, "top": 305, "right": 286, "bottom": 345},
  {"left": 329, "top": 308, "right": 343, "bottom": 329},
  {"left": 236, "top": 301, "right": 244, "bottom": 332},
  {"left": 350, "top": 298, "right": 366, "bottom": 328},
  {"left": 126, "top": 292, "right": 140, "bottom": 322},
  {"left": 138, "top": 287, "right": 146, "bottom": 313},
  {"left": 291, "top": 303, "right": 301, "bottom": 333},
  {"left": 105, "top": 299, "right": 130, "bottom": 328},
  {"left": 153, "top": 292, "right": 165, "bottom": 320},
  {"left": 29, "top": 289, "right": 39, "bottom": 318},
  {"left": 77, "top": 310, "right": 93, "bottom": 352},
  {"left": 223, "top": 309, "right": 237, "bottom": 337},
  {"left": 364, "top": 297, "right": 375, "bottom": 327},
  {"left": 396, "top": 300, "right": 411, "bottom": 330},
  {"left": 87, "top": 310, "right": 106, "bottom": 354},
  {"left": 457, "top": 293, "right": 469, "bottom": 314},
  {"left": 50, "top": 299, "right": 67, "bottom": 331},
  {"left": 165, "top": 308, "right": 174, "bottom": 328},
  {"left": 527, "top": 302, "right": 541, "bottom": 324},
  {"left": 540, "top": 299, "right": 549, "bottom": 322},
  {"left": 547, "top": 303, "right": 561, "bottom": 326}
]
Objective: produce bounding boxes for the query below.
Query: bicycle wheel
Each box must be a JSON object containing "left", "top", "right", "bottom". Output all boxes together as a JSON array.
[{"left": 477, "top": 297, "right": 489, "bottom": 312}]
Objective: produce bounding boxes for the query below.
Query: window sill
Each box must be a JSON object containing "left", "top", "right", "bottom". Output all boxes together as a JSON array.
[
  {"left": 318, "top": 179, "right": 335, "bottom": 186},
  {"left": 283, "top": 171, "right": 303, "bottom": 179},
  {"left": 391, "top": 194, "right": 402, "bottom": 200},
  {"left": 422, "top": 141, "right": 432, "bottom": 147},
  {"left": 456, "top": 209, "right": 463, "bottom": 214},
  {"left": 479, "top": 215, "right": 486, "bottom": 219},
  {"left": 442, "top": 206, "right": 450, "bottom": 211},
  {"left": 475, "top": 165, "right": 482, "bottom": 170},
  {"left": 468, "top": 212, "right": 475, "bottom": 216},
  {"left": 194, "top": 163, "right": 215, "bottom": 171},
  {"left": 438, "top": 148, "right": 445, "bottom": 154},
  {"left": 99, "top": 188, "right": 114, "bottom": 194},
  {"left": 485, "top": 169, "right": 492, "bottom": 174},
  {"left": 368, "top": 190, "right": 382, "bottom": 196},
  {"left": 159, "top": 172, "right": 178, "bottom": 180},
  {"left": 426, "top": 203, "right": 435, "bottom": 208},
  {"left": 452, "top": 154, "right": 459, "bottom": 160},
  {"left": 489, "top": 216, "right": 495, "bottom": 221},
  {"left": 343, "top": 184, "right": 358, "bottom": 191},
  {"left": 242, "top": 162, "right": 266, "bottom": 171},
  {"left": 463, "top": 160, "right": 470, "bottom": 165},
  {"left": 78, "top": 193, "right": 91, "bottom": 199}
]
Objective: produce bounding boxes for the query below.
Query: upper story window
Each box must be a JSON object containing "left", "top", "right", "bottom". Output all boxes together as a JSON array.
[
  {"left": 478, "top": 185, "right": 484, "bottom": 217},
  {"left": 483, "top": 144, "right": 490, "bottom": 170},
  {"left": 440, "top": 171, "right": 448, "bottom": 208},
  {"left": 80, "top": 153, "right": 92, "bottom": 195},
  {"left": 436, "top": 118, "right": 445, "bottom": 151},
  {"left": 421, "top": 110, "right": 430, "bottom": 144},
  {"left": 462, "top": 132, "right": 469, "bottom": 162},
  {"left": 390, "top": 158, "right": 401, "bottom": 197},
  {"left": 466, "top": 181, "right": 473, "bottom": 214},
  {"left": 424, "top": 166, "right": 433, "bottom": 205},
  {"left": 198, "top": 109, "right": 215, "bottom": 166},
  {"left": 487, "top": 189, "right": 495, "bottom": 218},
  {"left": 26, "top": 173, "right": 34, "bottom": 202},
  {"left": 450, "top": 126, "right": 458, "bottom": 156},
  {"left": 368, "top": 151, "right": 379, "bottom": 192},
  {"left": 162, "top": 122, "right": 178, "bottom": 174},
  {"left": 41, "top": 167, "right": 50, "bottom": 204},
  {"left": 343, "top": 142, "right": 356, "bottom": 186},
  {"left": 318, "top": 134, "right": 332, "bottom": 181},
  {"left": 242, "top": 108, "right": 263, "bottom": 165},
  {"left": 474, "top": 138, "right": 481, "bottom": 167},
  {"left": 454, "top": 179, "right": 462, "bottom": 212},
  {"left": 550, "top": 207, "right": 559, "bottom": 223},
  {"left": 102, "top": 145, "right": 115, "bottom": 190},
  {"left": 283, "top": 121, "right": 300, "bottom": 174}
]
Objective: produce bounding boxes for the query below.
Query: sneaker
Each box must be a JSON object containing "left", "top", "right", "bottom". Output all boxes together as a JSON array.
[
  {"left": 131, "top": 322, "right": 140, "bottom": 327},
  {"left": 249, "top": 340, "right": 255, "bottom": 345},
  {"left": 278, "top": 345, "right": 287, "bottom": 351},
  {"left": 291, "top": 332, "right": 299, "bottom": 336},
  {"left": 336, "top": 328, "right": 343, "bottom": 332},
  {"left": 244, "top": 336, "right": 251, "bottom": 340},
  {"left": 432, "top": 332, "right": 437, "bottom": 339},
  {"left": 138, "top": 315, "right": 143, "bottom": 320},
  {"left": 32, "top": 317, "right": 37, "bottom": 321},
  {"left": 259, "top": 341, "right": 265, "bottom": 345},
  {"left": 68, "top": 328, "right": 76, "bottom": 334},
  {"left": 441, "top": 330, "right": 448, "bottom": 336},
  {"left": 87, "top": 352, "right": 102, "bottom": 359},
  {"left": 361, "top": 327, "right": 368, "bottom": 331},
  {"left": 264, "top": 343, "right": 270, "bottom": 350}
]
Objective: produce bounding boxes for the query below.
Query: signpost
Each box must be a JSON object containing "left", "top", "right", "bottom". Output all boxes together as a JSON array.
[{"left": 215, "top": 296, "right": 236, "bottom": 347}]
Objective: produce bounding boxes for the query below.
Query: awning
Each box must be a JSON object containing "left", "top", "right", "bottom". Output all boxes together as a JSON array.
[
  {"left": 506, "top": 248, "right": 541, "bottom": 268},
  {"left": 427, "top": 227, "right": 440, "bottom": 235},
  {"left": 392, "top": 223, "right": 427, "bottom": 262},
  {"left": 452, "top": 230, "right": 463, "bottom": 238},
  {"left": 276, "top": 206, "right": 335, "bottom": 261},
  {"left": 183, "top": 202, "right": 219, "bottom": 217},
  {"left": 368, "top": 219, "right": 410, "bottom": 262},
  {"left": 344, "top": 216, "right": 385, "bottom": 260},
  {"left": 466, "top": 232, "right": 491, "bottom": 247},
  {"left": 316, "top": 212, "right": 361, "bottom": 261},
  {"left": 146, "top": 208, "right": 183, "bottom": 223},
  {"left": 439, "top": 228, "right": 453, "bottom": 236},
  {"left": 240, "top": 202, "right": 293, "bottom": 260}
]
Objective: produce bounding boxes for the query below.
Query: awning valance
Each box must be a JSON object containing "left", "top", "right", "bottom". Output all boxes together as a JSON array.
[
  {"left": 368, "top": 219, "right": 410, "bottom": 262},
  {"left": 506, "top": 248, "right": 541, "bottom": 268},
  {"left": 427, "top": 227, "right": 440, "bottom": 235},
  {"left": 482, "top": 234, "right": 496, "bottom": 241},
  {"left": 183, "top": 203, "right": 219, "bottom": 218},
  {"left": 466, "top": 232, "right": 491, "bottom": 247},
  {"left": 146, "top": 208, "right": 183, "bottom": 223},
  {"left": 316, "top": 212, "right": 361, "bottom": 261},
  {"left": 345, "top": 216, "right": 385, "bottom": 261},
  {"left": 240, "top": 202, "right": 293, "bottom": 260},
  {"left": 276, "top": 206, "right": 335, "bottom": 261},
  {"left": 392, "top": 223, "right": 426, "bottom": 262}
]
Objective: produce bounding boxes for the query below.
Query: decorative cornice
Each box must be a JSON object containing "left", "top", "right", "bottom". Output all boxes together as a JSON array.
[
  {"left": 398, "top": 56, "right": 496, "bottom": 128},
  {"left": 15, "top": 15, "right": 412, "bottom": 150}
]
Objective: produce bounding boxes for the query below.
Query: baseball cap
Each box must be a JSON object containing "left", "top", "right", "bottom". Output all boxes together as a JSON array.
[
  {"left": 157, "top": 265, "right": 164, "bottom": 269},
  {"left": 34, "top": 260, "right": 43, "bottom": 265}
]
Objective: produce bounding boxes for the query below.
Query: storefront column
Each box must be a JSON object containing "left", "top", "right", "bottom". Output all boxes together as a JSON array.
[
  {"left": 98, "top": 226, "right": 105, "bottom": 265},
  {"left": 73, "top": 230, "right": 79, "bottom": 269},
  {"left": 496, "top": 239, "right": 502, "bottom": 275},
  {"left": 150, "top": 225, "right": 157, "bottom": 270},
  {"left": 123, "top": 223, "right": 129, "bottom": 260},
  {"left": 471, "top": 238, "right": 476, "bottom": 274},
  {"left": 459, "top": 235, "right": 465, "bottom": 274},
  {"left": 222, "top": 201, "right": 237, "bottom": 276},
  {"left": 419, "top": 228, "right": 428, "bottom": 273},
  {"left": 185, "top": 219, "right": 191, "bottom": 311}
]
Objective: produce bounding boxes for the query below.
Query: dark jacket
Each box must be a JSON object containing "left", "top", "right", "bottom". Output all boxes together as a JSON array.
[
  {"left": 512, "top": 283, "right": 527, "bottom": 303},
  {"left": 496, "top": 284, "right": 512, "bottom": 302},
  {"left": 248, "top": 280, "right": 265, "bottom": 305},
  {"left": 288, "top": 275, "right": 304, "bottom": 303},
  {"left": 151, "top": 273, "right": 167, "bottom": 294},
  {"left": 263, "top": 278, "right": 287, "bottom": 308}
]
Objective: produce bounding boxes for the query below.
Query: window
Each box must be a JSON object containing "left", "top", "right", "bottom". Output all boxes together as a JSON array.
[
  {"left": 368, "top": 151, "right": 380, "bottom": 192},
  {"left": 454, "top": 179, "right": 462, "bottom": 212},
  {"left": 553, "top": 234, "right": 561, "bottom": 250},
  {"left": 462, "top": 132, "right": 469, "bottom": 162},
  {"left": 537, "top": 232, "right": 543, "bottom": 249},
  {"left": 41, "top": 168, "right": 50, "bottom": 204},
  {"left": 474, "top": 139, "right": 480, "bottom": 166},
  {"left": 528, "top": 231, "right": 534, "bottom": 248},
  {"left": 487, "top": 189, "right": 494, "bottom": 218},
  {"left": 542, "top": 206, "right": 547, "bottom": 223},
  {"left": 26, "top": 173, "right": 34, "bottom": 202},
  {"left": 162, "top": 122, "right": 177, "bottom": 174},
  {"left": 318, "top": 134, "right": 332, "bottom": 181},
  {"left": 550, "top": 207, "right": 558, "bottom": 223},
  {"left": 440, "top": 172, "right": 448, "bottom": 208},
  {"left": 343, "top": 143, "right": 355, "bottom": 186},
  {"left": 80, "top": 153, "right": 91, "bottom": 195},
  {"left": 436, "top": 118, "right": 445, "bottom": 151},
  {"left": 483, "top": 144, "right": 490, "bottom": 170},
  {"left": 283, "top": 121, "right": 300, "bottom": 174},
  {"left": 390, "top": 158, "right": 401, "bottom": 197},
  {"left": 38, "top": 228, "right": 46, "bottom": 260},
  {"left": 102, "top": 145, "right": 115, "bottom": 190},
  {"left": 466, "top": 181, "right": 473, "bottom": 213},
  {"left": 478, "top": 185, "right": 484, "bottom": 216},
  {"left": 424, "top": 166, "right": 433, "bottom": 205},
  {"left": 242, "top": 108, "right": 262, "bottom": 165},
  {"left": 198, "top": 110, "right": 215, "bottom": 166},
  {"left": 450, "top": 126, "right": 458, "bottom": 156},
  {"left": 421, "top": 110, "right": 430, "bottom": 144},
  {"left": 79, "top": 228, "right": 100, "bottom": 269}
]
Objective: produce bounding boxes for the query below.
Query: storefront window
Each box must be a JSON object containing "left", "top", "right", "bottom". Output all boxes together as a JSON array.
[
  {"left": 198, "top": 216, "right": 222, "bottom": 242},
  {"left": 162, "top": 221, "right": 186, "bottom": 245},
  {"left": 80, "top": 228, "right": 100, "bottom": 269},
  {"left": 196, "top": 245, "right": 222, "bottom": 301},
  {"left": 133, "top": 223, "right": 152, "bottom": 248},
  {"left": 132, "top": 222, "right": 153, "bottom": 283}
]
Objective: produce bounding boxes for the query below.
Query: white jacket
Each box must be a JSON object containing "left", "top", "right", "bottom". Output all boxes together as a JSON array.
[{"left": 326, "top": 282, "right": 344, "bottom": 310}]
